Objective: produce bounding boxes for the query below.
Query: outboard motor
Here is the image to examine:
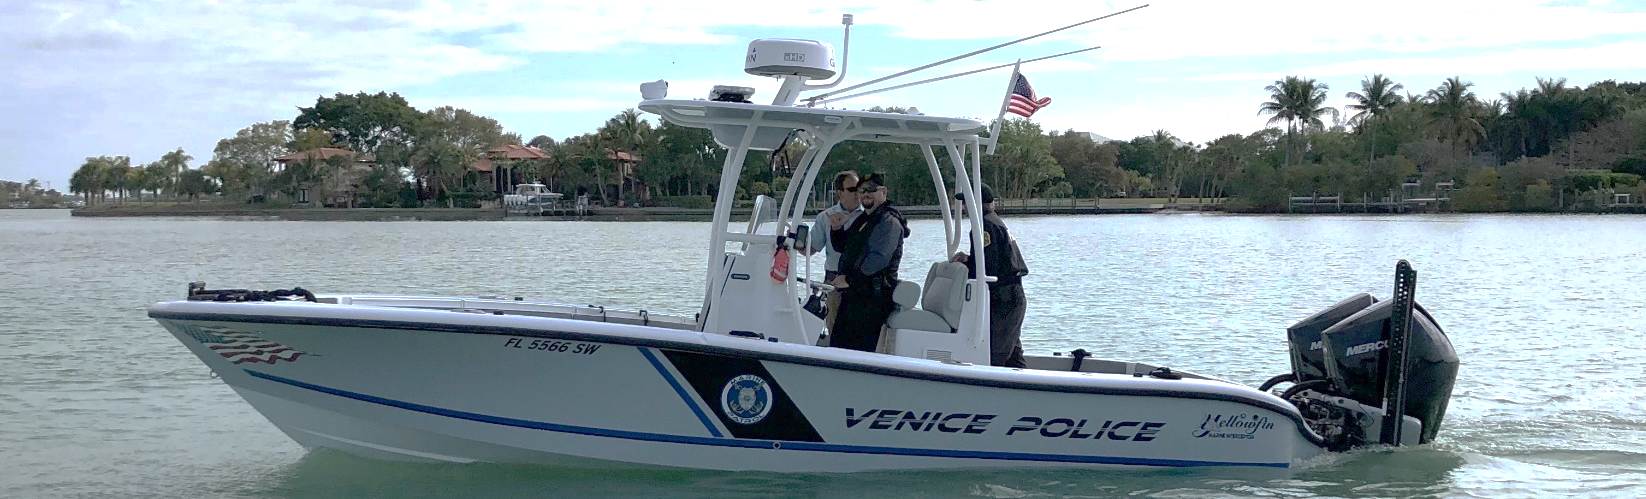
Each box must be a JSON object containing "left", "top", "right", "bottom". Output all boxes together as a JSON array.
[
  {"left": 1285, "top": 293, "right": 1376, "bottom": 383},
  {"left": 1319, "top": 298, "right": 1458, "bottom": 443},
  {"left": 1264, "top": 261, "right": 1460, "bottom": 450}
]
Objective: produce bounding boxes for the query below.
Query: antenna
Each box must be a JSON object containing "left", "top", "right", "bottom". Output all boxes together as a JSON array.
[
  {"left": 766, "top": 14, "right": 854, "bottom": 106},
  {"left": 802, "top": 14, "right": 853, "bottom": 92},
  {"left": 811, "top": 46, "right": 1102, "bottom": 106},
  {"left": 802, "top": 4, "right": 1148, "bottom": 106}
]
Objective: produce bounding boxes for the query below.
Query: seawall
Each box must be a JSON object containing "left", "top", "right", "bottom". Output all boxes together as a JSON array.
[{"left": 71, "top": 207, "right": 504, "bottom": 221}]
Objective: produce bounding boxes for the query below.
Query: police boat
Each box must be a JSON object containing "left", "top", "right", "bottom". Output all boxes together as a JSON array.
[{"left": 148, "top": 13, "right": 1459, "bottom": 471}]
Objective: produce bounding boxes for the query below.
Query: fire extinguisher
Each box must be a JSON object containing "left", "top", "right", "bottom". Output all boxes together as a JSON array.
[{"left": 770, "top": 243, "right": 790, "bottom": 282}]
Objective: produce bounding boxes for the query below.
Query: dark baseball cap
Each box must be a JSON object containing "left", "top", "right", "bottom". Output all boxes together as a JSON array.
[
  {"left": 856, "top": 173, "right": 886, "bottom": 192},
  {"left": 954, "top": 184, "right": 995, "bottom": 203}
]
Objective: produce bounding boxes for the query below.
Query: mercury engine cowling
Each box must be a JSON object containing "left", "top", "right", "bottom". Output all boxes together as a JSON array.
[
  {"left": 1286, "top": 293, "right": 1376, "bottom": 383},
  {"left": 1273, "top": 262, "right": 1460, "bottom": 449},
  {"left": 1319, "top": 300, "right": 1459, "bottom": 443}
]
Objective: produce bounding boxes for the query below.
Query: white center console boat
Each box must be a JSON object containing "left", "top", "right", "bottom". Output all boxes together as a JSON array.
[{"left": 149, "top": 14, "right": 1458, "bottom": 471}]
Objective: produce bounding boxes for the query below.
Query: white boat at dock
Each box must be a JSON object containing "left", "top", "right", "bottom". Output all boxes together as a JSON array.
[{"left": 503, "top": 183, "right": 564, "bottom": 216}]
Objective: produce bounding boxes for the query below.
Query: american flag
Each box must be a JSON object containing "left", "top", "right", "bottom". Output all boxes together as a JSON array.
[
  {"left": 182, "top": 325, "right": 308, "bottom": 364},
  {"left": 1007, "top": 73, "right": 1052, "bottom": 118}
]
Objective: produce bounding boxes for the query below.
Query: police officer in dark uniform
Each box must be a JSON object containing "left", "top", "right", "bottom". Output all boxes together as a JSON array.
[
  {"left": 950, "top": 184, "right": 1029, "bottom": 367},
  {"left": 828, "top": 173, "right": 908, "bottom": 353}
]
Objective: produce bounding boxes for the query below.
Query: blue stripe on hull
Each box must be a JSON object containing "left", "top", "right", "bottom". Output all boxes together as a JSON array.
[
  {"left": 151, "top": 308, "right": 1324, "bottom": 449},
  {"left": 638, "top": 346, "right": 723, "bottom": 437},
  {"left": 244, "top": 369, "right": 1288, "bottom": 468}
]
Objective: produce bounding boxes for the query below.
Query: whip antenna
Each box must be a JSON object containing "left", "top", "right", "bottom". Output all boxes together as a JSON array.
[
  {"left": 803, "top": 4, "right": 1148, "bottom": 106},
  {"left": 813, "top": 46, "right": 1102, "bottom": 106}
]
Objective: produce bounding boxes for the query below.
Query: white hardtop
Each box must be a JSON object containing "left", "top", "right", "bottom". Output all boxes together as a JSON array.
[{"left": 640, "top": 97, "right": 998, "bottom": 365}]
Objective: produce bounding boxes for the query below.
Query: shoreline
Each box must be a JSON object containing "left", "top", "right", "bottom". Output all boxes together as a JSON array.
[
  {"left": 62, "top": 201, "right": 1640, "bottom": 221},
  {"left": 70, "top": 207, "right": 505, "bottom": 221},
  {"left": 67, "top": 203, "right": 1181, "bottom": 221}
]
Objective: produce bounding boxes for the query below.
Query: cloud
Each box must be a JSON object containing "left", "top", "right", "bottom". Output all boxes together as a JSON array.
[
  {"left": 1084, "top": 0, "right": 1646, "bottom": 62},
  {"left": 1195, "top": 41, "right": 1646, "bottom": 82},
  {"left": 416, "top": 95, "right": 631, "bottom": 114},
  {"left": 1037, "top": 91, "right": 1275, "bottom": 145},
  {"left": 384, "top": 1, "right": 868, "bottom": 52},
  {"left": 6, "top": 1, "right": 522, "bottom": 91},
  {"left": 13, "top": 0, "right": 1631, "bottom": 97},
  {"left": 5, "top": 0, "right": 1645, "bottom": 188},
  {"left": 416, "top": 74, "right": 826, "bottom": 118},
  {"left": 23, "top": 17, "right": 136, "bottom": 51}
]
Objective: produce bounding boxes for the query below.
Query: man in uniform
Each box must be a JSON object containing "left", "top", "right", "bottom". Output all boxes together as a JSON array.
[
  {"left": 807, "top": 171, "right": 861, "bottom": 339},
  {"left": 828, "top": 173, "right": 907, "bottom": 352},
  {"left": 950, "top": 184, "right": 1030, "bottom": 368}
]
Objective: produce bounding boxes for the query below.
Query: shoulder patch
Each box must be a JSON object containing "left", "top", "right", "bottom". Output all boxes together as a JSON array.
[{"left": 982, "top": 230, "right": 992, "bottom": 247}]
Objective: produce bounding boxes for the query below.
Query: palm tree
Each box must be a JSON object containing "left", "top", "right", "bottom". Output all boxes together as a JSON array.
[
  {"left": 157, "top": 148, "right": 193, "bottom": 198},
  {"left": 1259, "top": 76, "right": 1334, "bottom": 168},
  {"left": 1346, "top": 74, "right": 1404, "bottom": 131},
  {"left": 111, "top": 156, "right": 133, "bottom": 203},
  {"left": 1536, "top": 76, "right": 1569, "bottom": 97},
  {"left": 70, "top": 161, "right": 98, "bottom": 205},
  {"left": 101, "top": 157, "right": 132, "bottom": 203},
  {"left": 1149, "top": 130, "right": 1189, "bottom": 201},
  {"left": 72, "top": 157, "right": 112, "bottom": 204},
  {"left": 85, "top": 156, "right": 127, "bottom": 204},
  {"left": 1425, "top": 76, "right": 1486, "bottom": 151},
  {"left": 1345, "top": 74, "right": 1404, "bottom": 164},
  {"left": 1531, "top": 77, "right": 1572, "bottom": 157},
  {"left": 1554, "top": 84, "right": 1623, "bottom": 168},
  {"left": 1258, "top": 78, "right": 1299, "bottom": 167},
  {"left": 1289, "top": 78, "right": 1337, "bottom": 133},
  {"left": 412, "top": 138, "right": 466, "bottom": 205},
  {"left": 143, "top": 162, "right": 172, "bottom": 203},
  {"left": 1499, "top": 89, "right": 1535, "bottom": 160},
  {"left": 597, "top": 109, "right": 654, "bottom": 205}
]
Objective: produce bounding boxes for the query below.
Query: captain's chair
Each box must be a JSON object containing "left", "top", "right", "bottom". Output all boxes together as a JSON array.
[{"left": 886, "top": 261, "right": 969, "bottom": 333}]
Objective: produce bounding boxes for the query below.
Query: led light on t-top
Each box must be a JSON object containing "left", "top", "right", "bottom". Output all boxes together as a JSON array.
[{"left": 148, "top": 7, "right": 1458, "bottom": 472}]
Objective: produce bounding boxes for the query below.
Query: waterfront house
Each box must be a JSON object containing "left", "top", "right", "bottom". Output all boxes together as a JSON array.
[
  {"left": 474, "top": 144, "right": 551, "bottom": 195},
  {"left": 271, "top": 148, "right": 376, "bottom": 207}
]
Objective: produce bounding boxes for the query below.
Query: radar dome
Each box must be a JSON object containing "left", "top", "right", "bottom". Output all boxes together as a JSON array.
[{"left": 745, "top": 39, "right": 835, "bottom": 80}]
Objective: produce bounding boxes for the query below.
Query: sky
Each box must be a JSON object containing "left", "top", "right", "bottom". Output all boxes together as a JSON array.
[{"left": 5, "top": 0, "right": 1646, "bottom": 191}]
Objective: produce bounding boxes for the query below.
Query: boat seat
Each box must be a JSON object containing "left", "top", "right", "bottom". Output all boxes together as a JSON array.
[{"left": 886, "top": 261, "right": 969, "bottom": 333}]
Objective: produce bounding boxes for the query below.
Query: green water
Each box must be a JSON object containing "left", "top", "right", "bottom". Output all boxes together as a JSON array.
[{"left": 3, "top": 209, "right": 1643, "bottom": 498}]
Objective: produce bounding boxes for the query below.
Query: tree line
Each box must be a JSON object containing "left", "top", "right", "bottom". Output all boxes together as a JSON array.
[
  {"left": 1222, "top": 75, "right": 1646, "bottom": 211},
  {"left": 1, "top": 178, "right": 74, "bottom": 208},
  {"left": 66, "top": 77, "right": 1646, "bottom": 212}
]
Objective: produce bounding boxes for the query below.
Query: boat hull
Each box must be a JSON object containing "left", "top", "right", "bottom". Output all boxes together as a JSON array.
[{"left": 152, "top": 300, "right": 1323, "bottom": 471}]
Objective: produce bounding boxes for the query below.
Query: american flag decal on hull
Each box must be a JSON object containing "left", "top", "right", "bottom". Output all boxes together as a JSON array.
[{"left": 181, "top": 325, "right": 309, "bottom": 364}]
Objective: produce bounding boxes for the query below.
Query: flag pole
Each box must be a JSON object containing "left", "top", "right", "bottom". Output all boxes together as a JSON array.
[{"left": 984, "top": 59, "right": 1022, "bottom": 156}]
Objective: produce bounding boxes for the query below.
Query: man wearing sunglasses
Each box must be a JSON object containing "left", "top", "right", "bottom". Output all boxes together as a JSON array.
[
  {"left": 828, "top": 173, "right": 908, "bottom": 353},
  {"left": 809, "top": 171, "right": 862, "bottom": 340}
]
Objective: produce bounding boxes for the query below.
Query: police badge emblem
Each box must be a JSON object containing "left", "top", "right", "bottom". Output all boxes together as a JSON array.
[{"left": 720, "top": 374, "right": 773, "bottom": 425}]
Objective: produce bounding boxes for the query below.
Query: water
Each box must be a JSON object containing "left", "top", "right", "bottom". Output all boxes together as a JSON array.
[{"left": 3, "top": 209, "right": 1643, "bottom": 498}]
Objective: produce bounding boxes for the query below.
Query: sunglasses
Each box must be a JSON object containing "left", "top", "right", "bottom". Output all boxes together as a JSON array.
[{"left": 855, "top": 185, "right": 881, "bottom": 193}]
